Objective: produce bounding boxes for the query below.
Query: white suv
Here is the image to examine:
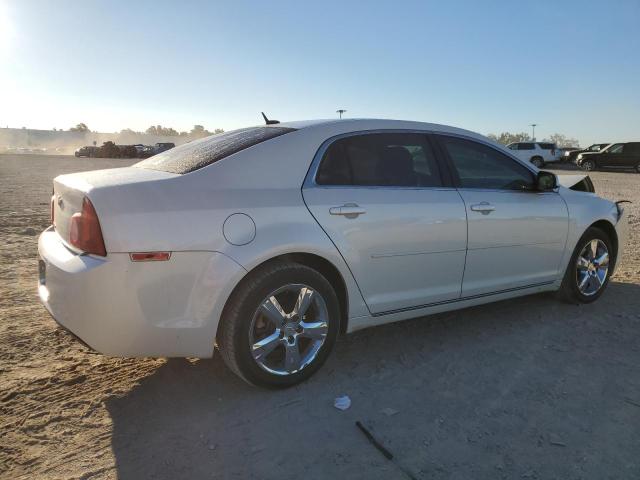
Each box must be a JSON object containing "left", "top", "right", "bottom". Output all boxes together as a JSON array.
[{"left": 507, "top": 142, "right": 561, "bottom": 167}]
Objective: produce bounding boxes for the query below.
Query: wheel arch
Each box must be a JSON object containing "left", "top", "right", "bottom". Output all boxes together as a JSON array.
[
  {"left": 589, "top": 219, "right": 619, "bottom": 268},
  {"left": 216, "top": 252, "right": 350, "bottom": 342}
]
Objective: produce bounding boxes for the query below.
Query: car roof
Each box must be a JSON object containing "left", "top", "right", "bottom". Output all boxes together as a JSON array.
[{"left": 265, "top": 118, "right": 491, "bottom": 143}]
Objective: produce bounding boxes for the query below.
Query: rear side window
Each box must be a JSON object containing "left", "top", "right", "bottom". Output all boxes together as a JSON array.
[
  {"left": 316, "top": 133, "right": 443, "bottom": 187},
  {"left": 438, "top": 136, "right": 535, "bottom": 190},
  {"left": 538, "top": 143, "right": 555, "bottom": 150},
  {"left": 518, "top": 143, "right": 535, "bottom": 150},
  {"left": 135, "top": 127, "right": 296, "bottom": 174},
  {"left": 626, "top": 143, "right": 640, "bottom": 154}
]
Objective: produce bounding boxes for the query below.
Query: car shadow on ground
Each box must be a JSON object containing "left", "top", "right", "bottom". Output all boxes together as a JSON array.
[{"left": 106, "top": 282, "right": 640, "bottom": 479}]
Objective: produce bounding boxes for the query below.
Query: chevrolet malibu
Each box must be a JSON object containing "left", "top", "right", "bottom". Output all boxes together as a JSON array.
[{"left": 38, "top": 119, "right": 628, "bottom": 387}]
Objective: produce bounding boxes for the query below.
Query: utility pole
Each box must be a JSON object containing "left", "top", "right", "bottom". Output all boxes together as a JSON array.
[
  {"left": 530, "top": 124, "right": 537, "bottom": 141},
  {"left": 336, "top": 109, "right": 347, "bottom": 119}
]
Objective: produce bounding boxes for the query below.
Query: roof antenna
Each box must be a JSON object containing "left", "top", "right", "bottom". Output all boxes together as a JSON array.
[{"left": 261, "top": 112, "right": 280, "bottom": 125}]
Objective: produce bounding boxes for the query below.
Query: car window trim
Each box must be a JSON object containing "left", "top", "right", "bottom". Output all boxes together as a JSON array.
[{"left": 304, "top": 129, "right": 454, "bottom": 190}]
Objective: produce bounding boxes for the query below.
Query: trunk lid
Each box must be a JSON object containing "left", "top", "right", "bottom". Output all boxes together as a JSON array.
[{"left": 52, "top": 167, "right": 178, "bottom": 247}]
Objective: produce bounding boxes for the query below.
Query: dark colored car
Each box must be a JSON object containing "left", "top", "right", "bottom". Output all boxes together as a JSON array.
[
  {"left": 154, "top": 142, "right": 175, "bottom": 154},
  {"left": 74, "top": 146, "right": 100, "bottom": 157},
  {"left": 577, "top": 142, "right": 640, "bottom": 172},
  {"left": 566, "top": 143, "right": 610, "bottom": 163}
]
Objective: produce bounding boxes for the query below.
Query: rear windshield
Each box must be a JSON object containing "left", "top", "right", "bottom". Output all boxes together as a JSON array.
[{"left": 134, "top": 126, "right": 296, "bottom": 174}]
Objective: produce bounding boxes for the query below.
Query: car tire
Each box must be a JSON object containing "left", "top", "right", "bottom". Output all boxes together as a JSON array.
[
  {"left": 531, "top": 157, "right": 544, "bottom": 168},
  {"left": 581, "top": 159, "right": 596, "bottom": 171},
  {"left": 218, "top": 261, "right": 340, "bottom": 388},
  {"left": 635, "top": 164, "right": 640, "bottom": 173},
  {"left": 558, "top": 227, "right": 613, "bottom": 304}
]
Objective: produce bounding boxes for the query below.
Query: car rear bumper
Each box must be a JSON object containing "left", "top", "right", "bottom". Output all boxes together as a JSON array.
[{"left": 38, "top": 227, "right": 246, "bottom": 357}]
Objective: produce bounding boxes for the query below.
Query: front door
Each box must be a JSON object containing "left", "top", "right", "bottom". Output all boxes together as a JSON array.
[
  {"left": 434, "top": 134, "right": 569, "bottom": 297},
  {"left": 303, "top": 132, "right": 467, "bottom": 314}
]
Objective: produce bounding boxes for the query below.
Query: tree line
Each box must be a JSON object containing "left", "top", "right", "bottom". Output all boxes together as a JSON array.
[
  {"left": 487, "top": 132, "right": 579, "bottom": 148},
  {"left": 68, "top": 123, "right": 224, "bottom": 138}
]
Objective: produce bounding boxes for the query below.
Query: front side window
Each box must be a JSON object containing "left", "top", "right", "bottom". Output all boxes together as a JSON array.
[
  {"left": 608, "top": 143, "right": 624, "bottom": 154},
  {"left": 316, "top": 133, "right": 443, "bottom": 187},
  {"left": 438, "top": 136, "right": 535, "bottom": 191}
]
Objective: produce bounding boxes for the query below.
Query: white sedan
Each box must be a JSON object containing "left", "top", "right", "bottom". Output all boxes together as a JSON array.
[{"left": 38, "top": 119, "right": 628, "bottom": 387}]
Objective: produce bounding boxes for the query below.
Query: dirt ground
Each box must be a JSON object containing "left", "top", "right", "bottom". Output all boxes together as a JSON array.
[{"left": 1, "top": 154, "right": 639, "bottom": 480}]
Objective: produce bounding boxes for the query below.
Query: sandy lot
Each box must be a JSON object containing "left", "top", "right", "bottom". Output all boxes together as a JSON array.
[{"left": 1, "top": 154, "right": 639, "bottom": 479}]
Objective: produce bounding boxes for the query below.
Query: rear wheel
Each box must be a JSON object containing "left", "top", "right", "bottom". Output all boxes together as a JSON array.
[
  {"left": 558, "top": 227, "right": 613, "bottom": 303},
  {"left": 218, "top": 261, "right": 340, "bottom": 388},
  {"left": 531, "top": 156, "right": 544, "bottom": 168}
]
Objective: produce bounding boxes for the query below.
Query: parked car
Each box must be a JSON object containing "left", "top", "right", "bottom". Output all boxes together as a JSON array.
[
  {"left": 39, "top": 119, "right": 628, "bottom": 387},
  {"left": 506, "top": 141, "right": 560, "bottom": 167},
  {"left": 577, "top": 142, "right": 640, "bottom": 172},
  {"left": 559, "top": 146, "right": 580, "bottom": 162},
  {"left": 74, "top": 146, "right": 100, "bottom": 158},
  {"left": 566, "top": 143, "right": 610, "bottom": 164},
  {"left": 154, "top": 142, "right": 175, "bottom": 154}
]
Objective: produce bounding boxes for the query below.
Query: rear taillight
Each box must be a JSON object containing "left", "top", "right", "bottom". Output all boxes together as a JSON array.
[{"left": 69, "top": 197, "right": 107, "bottom": 256}]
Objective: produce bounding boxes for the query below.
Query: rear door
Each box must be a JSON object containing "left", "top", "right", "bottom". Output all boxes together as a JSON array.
[
  {"left": 433, "top": 134, "right": 569, "bottom": 297},
  {"left": 303, "top": 132, "right": 467, "bottom": 314}
]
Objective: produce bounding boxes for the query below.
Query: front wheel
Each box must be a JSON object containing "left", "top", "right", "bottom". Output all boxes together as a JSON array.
[
  {"left": 531, "top": 157, "right": 544, "bottom": 168},
  {"left": 558, "top": 227, "right": 613, "bottom": 303},
  {"left": 581, "top": 159, "right": 596, "bottom": 171},
  {"left": 218, "top": 261, "right": 340, "bottom": 388}
]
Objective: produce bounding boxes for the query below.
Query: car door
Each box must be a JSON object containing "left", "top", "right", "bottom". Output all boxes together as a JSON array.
[
  {"left": 433, "top": 134, "right": 569, "bottom": 297},
  {"left": 303, "top": 132, "right": 467, "bottom": 314},
  {"left": 599, "top": 143, "right": 624, "bottom": 167}
]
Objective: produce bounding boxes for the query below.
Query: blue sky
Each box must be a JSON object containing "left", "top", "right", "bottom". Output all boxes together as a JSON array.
[{"left": 1, "top": 0, "right": 638, "bottom": 145}]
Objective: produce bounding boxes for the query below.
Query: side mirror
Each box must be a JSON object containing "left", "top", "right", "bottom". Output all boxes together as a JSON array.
[{"left": 536, "top": 171, "right": 557, "bottom": 191}]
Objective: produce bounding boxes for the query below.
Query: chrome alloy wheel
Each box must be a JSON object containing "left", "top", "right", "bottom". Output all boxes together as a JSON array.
[
  {"left": 576, "top": 239, "right": 609, "bottom": 296},
  {"left": 249, "top": 284, "right": 329, "bottom": 376}
]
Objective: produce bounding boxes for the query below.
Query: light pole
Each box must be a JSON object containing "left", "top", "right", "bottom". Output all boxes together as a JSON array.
[
  {"left": 530, "top": 123, "right": 537, "bottom": 141},
  {"left": 336, "top": 109, "right": 347, "bottom": 119}
]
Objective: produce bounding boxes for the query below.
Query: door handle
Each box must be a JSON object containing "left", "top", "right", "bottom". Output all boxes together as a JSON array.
[
  {"left": 470, "top": 202, "right": 495, "bottom": 215},
  {"left": 329, "top": 203, "right": 366, "bottom": 218}
]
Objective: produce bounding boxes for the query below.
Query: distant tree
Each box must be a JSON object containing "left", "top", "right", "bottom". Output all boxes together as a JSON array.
[
  {"left": 145, "top": 125, "right": 180, "bottom": 136},
  {"left": 213, "top": 128, "right": 224, "bottom": 134},
  {"left": 120, "top": 128, "right": 139, "bottom": 135},
  {"left": 70, "top": 123, "right": 90, "bottom": 132},
  {"left": 487, "top": 132, "right": 532, "bottom": 145},
  {"left": 544, "top": 133, "right": 579, "bottom": 148},
  {"left": 190, "top": 125, "right": 208, "bottom": 138}
]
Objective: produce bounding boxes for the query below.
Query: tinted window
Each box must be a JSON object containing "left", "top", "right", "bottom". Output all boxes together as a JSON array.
[
  {"left": 135, "top": 127, "right": 296, "bottom": 174},
  {"left": 626, "top": 143, "right": 640, "bottom": 154},
  {"left": 608, "top": 143, "right": 624, "bottom": 154},
  {"left": 316, "top": 133, "right": 442, "bottom": 187},
  {"left": 438, "top": 136, "right": 535, "bottom": 190},
  {"left": 538, "top": 143, "right": 555, "bottom": 150},
  {"left": 518, "top": 143, "right": 535, "bottom": 150}
]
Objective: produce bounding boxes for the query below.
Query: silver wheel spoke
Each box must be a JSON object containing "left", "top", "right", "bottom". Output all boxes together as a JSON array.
[
  {"left": 284, "top": 343, "right": 301, "bottom": 373},
  {"left": 252, "top": 332, "right": 282, "bottom": 361},
  {"left": 260, "top": 296, "right": 287, "bottom": 327},
  {"left": 578, "top": 272, "right": 590, "bottom": 290},
  {"left": 595, "top": 252, "right": 609, "bottom": 266},
  {"left": 594, "top": 270, "right": 605, "bottom": 286},
  {"left": 300, "top": 320, "right": 328, "bottom": 340},
  {"left": 577, "top": 256, "right": 590, "bottom": 269},
  {"left": 294, "top": 287, "right": 314, "bottom": 318},
  {"left": 590, "top": 239, "right": 599, "bottom": 259}
]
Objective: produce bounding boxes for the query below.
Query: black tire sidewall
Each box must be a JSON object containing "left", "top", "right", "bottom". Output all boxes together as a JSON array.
[
  {"left": 562, "top": 227, "right": 613, "bottom": 303},
  {"left": 227, "top": 264, "right": 340, "bottom": 388}
]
